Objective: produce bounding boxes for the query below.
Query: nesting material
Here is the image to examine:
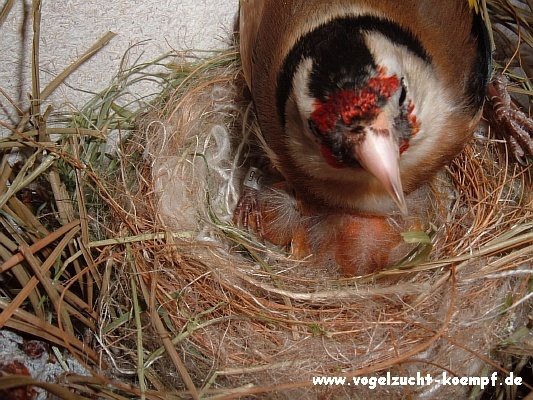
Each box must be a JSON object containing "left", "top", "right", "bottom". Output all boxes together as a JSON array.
[{"left": 118, "top": 47, "right": 533, "bottom": 398}]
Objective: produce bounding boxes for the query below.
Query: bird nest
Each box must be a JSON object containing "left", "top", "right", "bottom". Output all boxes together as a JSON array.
[
  {"left": 0, "top": 1, "right": 532, "bottom": 399},
  {"left": 117, "top": 49, "right": 532, "bottom": 399}
]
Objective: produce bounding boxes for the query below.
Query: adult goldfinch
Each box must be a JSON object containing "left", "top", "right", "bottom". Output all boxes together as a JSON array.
[{"left": 236, "top": 0, "right": 491, "bottom": 274}]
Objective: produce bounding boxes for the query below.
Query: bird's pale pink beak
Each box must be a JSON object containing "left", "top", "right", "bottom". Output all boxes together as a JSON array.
[{"left": 354, "top": 125, "right": 408, "bottom": 215}]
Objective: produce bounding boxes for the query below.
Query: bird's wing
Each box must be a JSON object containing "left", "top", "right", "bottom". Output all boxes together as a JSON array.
[{"left": 239, "top": 0, "right": 266, "bottom": 90}]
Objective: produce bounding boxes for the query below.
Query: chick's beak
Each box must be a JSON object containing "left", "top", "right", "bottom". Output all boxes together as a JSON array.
[{"left": 353, "top": 125, "right": 408, "bottom": 216}]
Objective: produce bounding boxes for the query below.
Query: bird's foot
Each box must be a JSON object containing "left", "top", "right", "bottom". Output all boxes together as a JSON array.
[
  {"left": 485, "top": 72, "right": 533, "bottom": 165},
  {"left": 233, "top": 167, "right": 303, "bottom": 248},
  {"left": 233, "top": 186, "right": 263, "bottom": 233},
  {"left": 233, "top": 166, "right": 265, "bottom": 234}
]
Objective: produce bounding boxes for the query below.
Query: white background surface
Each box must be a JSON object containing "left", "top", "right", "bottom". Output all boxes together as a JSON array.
[{"left": 0, "top": 0, "right": 238, "bottom": 123}]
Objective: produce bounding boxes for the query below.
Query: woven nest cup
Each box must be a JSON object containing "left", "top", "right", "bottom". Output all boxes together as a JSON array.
[{"left": 113, "top": 47, "right": 533, "bottom": 398}]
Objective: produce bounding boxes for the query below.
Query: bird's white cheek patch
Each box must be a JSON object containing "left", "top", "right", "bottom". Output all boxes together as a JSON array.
[
  {"left": 364, "top": 34, "right": 405, "bottom": 79},
  {"left": 283, "top": 57, "right": 336, "bottom": 176},
  {"left": 291, "top": 57, "right": 315, "bottom": 121},
  {"left": 364, "top": 31, "right": 456, "bottom": 169}
]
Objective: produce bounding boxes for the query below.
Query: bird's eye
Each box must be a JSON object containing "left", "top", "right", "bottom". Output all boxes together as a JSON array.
[
  {"left": 350, "top": 126, "right": 364, "bottom": 135},
  {"left": 399, "top": 78, "right": 407, "bottom": 106},
  {"left": 309, "top": 119, "right": 323, "bottom": 139}
]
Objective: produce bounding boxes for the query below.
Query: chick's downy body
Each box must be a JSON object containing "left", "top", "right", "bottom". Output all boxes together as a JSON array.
[{"left": 237, "top": 0, "right": 490, "bottom": 274}]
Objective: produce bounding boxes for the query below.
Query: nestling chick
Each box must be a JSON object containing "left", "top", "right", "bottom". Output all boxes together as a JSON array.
[{"left": 236, "top": 0, "right": 491, "bottom": 275}]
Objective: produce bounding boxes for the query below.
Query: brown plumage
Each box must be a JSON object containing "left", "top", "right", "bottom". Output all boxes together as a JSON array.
[{"left": 236, "top": 0, "right": 491, "bottom": 275}]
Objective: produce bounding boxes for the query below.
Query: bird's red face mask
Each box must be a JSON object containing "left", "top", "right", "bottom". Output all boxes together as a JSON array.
[{"left": 308, "top": 70, "right": 409, "bottom": 214}]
